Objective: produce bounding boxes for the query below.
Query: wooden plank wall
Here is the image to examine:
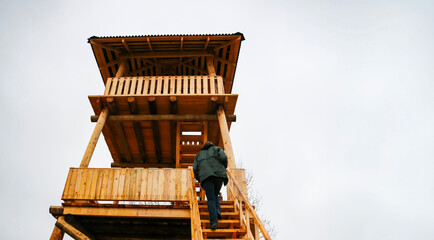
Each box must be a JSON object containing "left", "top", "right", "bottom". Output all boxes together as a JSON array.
[
  {"left": 62, "top": 168, "right": 191, "bottom": 201},
  {"left": 104, "top": 76, "right": 225, "bottom": 96}
]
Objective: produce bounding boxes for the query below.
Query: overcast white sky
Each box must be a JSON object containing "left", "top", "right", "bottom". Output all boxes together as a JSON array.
[{"left": 1, "top": 0, "right": 434, "bottom": 239}]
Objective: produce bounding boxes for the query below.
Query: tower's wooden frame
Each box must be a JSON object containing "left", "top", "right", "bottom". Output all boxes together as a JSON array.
[{"left": 49, "top": 33, "right": 271, "bottom": 240}]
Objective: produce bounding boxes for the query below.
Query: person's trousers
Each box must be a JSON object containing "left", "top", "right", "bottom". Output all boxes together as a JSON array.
[{"left": 201, "top": 176, "right": 223, "bottom": 226}]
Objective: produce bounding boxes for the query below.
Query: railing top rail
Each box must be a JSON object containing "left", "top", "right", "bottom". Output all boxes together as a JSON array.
[
  {"left": 104, "top": 75, "right": 225, "bottom": 96},
  {"left": 188, "top": 167, "right": 203, "bottom": 240},
  {"left": 227, "top": 169, "right": 272, "bottom": 240}
]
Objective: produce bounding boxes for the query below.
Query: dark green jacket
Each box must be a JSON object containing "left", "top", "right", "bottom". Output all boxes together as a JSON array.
[{"left": 193, "top": 145, "right": 228, "bottom": 185}]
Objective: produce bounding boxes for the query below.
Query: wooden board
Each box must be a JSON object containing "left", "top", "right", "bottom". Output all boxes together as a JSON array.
[{"left": 62, "top": 168, "right": 192, "bottom": 202}]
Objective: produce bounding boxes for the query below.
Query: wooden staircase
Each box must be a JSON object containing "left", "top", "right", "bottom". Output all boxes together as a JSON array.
[
  {"left": 192, "top": 177, "right": 247, "bottom": 239},
  {"left": 199, "top": 200, "right": 247, "bottom": 239}
]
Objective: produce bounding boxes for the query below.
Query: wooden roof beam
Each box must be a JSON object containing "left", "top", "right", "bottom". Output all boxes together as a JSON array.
[
  {"left": 98, "top": 59, "right": 123, "bottom": 70},
  {"left": 89, "top": 39, "right": 122, "bottom": 53},
  {"left": 123, "top": 51, "right": 213, "bottom": 59},
  {"left": 179, "top": 37, "right": 184, "bottom": 63},
  {"left": 90, "top": 114, "right": 237, "bottom": 122},
  {"left": 122, "top": 38, "right": 132, "bottom": 53},
  {"left": 213, "top": 36, "right": 242, "bottom": 51},
  {"left": 181, "top": 57, "right": 198, "bottom": 64},
  {"left": 180, "top": 63, "right": 207, "bottom": 75},
  {"left": 214, "top": 56, "right": 236, "bottom": 67},
  {"left": 203, "top": 37, "right": 210, "bottom": 50},
  {"left": 129, "top": 62, "right": 155, "bottom": 76},
  {"left": 146, "top": 37, "right": 153, "bottom": 52}
]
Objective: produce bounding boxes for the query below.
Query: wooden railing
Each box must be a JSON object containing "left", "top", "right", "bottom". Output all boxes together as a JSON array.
[
  {"left": 62, "top": 168, "right": 191, "bottom": 202},
  {"left": 227, "top": 169, "right": 272, "bottom": 240},
  {"left": 104, "top": 75, "right": 225, "bottom": 96},
  {"left": 188, "top": 167, "right": 203, "bottom": 240}
]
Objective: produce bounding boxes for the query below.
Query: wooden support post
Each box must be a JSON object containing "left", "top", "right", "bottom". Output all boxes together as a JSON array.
[
  {"left": 128, "top": 97, "right": 147, "bottom": 163},
  {"left": 202, "top": 121, "right": 208, "bottom": 144},
  {"left": 49, "top": 225, "right": 64, "bottom": 240},
  {"left": 170, "top": 96, "right": 178, "bottom": 163},
  {"left": 176, "top": 121, "right": 181, "bottom": 168},
  {"left": 115, "top": 60, "right": 128, "bottom": 77},
  {"left": 80, "top": 107, "right": 109, "bottom": 168},
  {"left": 217, "top": 105, "right": 235, "bottom": 168},
  {"left": 108, "top": 97, "right": 132, "bottom": 162},
  {"left": 253, "top": 221, "right": 260, "bottom": 239},
  {"left": 55, "top": 216, "right": 91, "bottom": 240},
  {"left": 206, "top": 56, "right": 216, "bottom": 76},
  {"left": 148, "top": 97, "right": 162, "bottom": 163}
]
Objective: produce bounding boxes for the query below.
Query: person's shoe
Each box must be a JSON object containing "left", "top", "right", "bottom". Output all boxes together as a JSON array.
[
  {"left": 217, "top": 210, "right": 222, "bottom": 220},
  {"left": 210, "top": 223, "right": 218, "bottom": 230}
]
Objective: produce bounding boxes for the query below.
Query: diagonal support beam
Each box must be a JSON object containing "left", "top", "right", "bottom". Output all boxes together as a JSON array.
[
  {"left": 49, "top": 225, "right": 64, "bottom": 240},
  {"left": 122, "top": 38, "right": 132, "bottom": 53},
  {"left": 80, "top": 107, "right": 109, "bottom": 168},
  {"left": 180, "top": 63, "right": 207, "bottom": 74},
  {"left": 55, "top": 216, "right": 91, "bottom": 240},
  {"left": 89, "top": 40, "right": 121, "bottom": 53},
  {"left": 214, "top": 36, "right": 242, "bottom": 51}
]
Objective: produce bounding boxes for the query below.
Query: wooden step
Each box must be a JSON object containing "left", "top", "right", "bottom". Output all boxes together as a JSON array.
[
  {"left": 202, "top": 228, "right": 247, "bottom": 238},
  {"left": 179, "top": 159, "right": 194, "bottom": 164},
  {"left": 180, "top": 123, "right": 203, "bottom": 132},
  {"left": 180, "top": 135, "right": 202, "bottom": 142},
  {"left": 180, "top": 163, "right": 193, "bottom": 168},
  {"left": 200, "top": 219, "right": 240, "bottom": 224},
  {"left": 181, "top": 145, "right": 201, "bottom": 152},
  {"left": 199, "top": 205, "right": 234, "bottom": 211},
  {"left": 200, "top": 212, "right": 239, "bottom": 220},
  {"left": 199, "top": 201, "right": 234, "bottom": 205},
  {"left": 200, "top": 219, "right": 241, "bottom": 228},
  {"left": 180, "top": 153, "right": 196, "bottom": 161}
]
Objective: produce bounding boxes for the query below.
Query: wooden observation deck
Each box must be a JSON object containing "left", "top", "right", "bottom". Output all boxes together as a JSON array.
[{"left": 49, "top": 33, "right": 272, "bottom": 240}]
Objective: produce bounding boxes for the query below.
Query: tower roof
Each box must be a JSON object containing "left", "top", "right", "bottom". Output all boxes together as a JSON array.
[{"left": 88, "top": 33, "right": 244, "bottom": 93}]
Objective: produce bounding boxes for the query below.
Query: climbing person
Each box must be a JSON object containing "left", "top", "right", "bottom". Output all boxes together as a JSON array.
[{"left": 193, "top": 141, "right": 228, "bottom": 230}]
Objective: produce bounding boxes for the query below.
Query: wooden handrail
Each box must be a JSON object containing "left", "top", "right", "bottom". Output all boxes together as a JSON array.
[
  {"left": 188, "top": 167, "right": 203, "bottom": 240},
  {"left": 227, "top": 169, "right": 272, "bottom": 240}
]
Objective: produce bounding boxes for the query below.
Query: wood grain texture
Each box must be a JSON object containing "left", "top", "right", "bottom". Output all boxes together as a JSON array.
[{"left": 62, "top": 168, "right": 191, "bottom": 201}]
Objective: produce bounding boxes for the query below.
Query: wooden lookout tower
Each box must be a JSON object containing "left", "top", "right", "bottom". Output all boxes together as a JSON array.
[{"left": 49, "top": 33, "right": 272, "bottom": 240}]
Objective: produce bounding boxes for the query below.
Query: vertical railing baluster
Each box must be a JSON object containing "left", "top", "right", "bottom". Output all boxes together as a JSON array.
[{"left": 104, "top": 78, "right": 113, "bottom": 95}]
